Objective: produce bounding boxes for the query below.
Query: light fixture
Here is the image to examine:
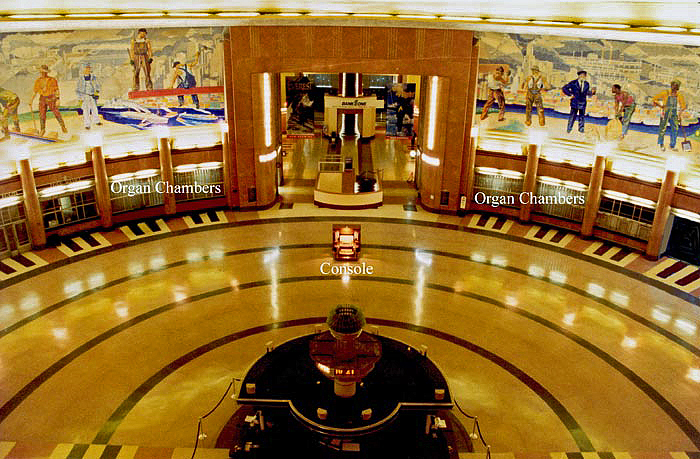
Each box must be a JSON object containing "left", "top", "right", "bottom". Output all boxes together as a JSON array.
[
  {"left": 397, "top": 14, "right": 437, "bottom": 19},
  {"left": 307, "top": 12, "right": 349, "bottom": 17},
  {"left": 650, "top": 26, "right": 687, "bottom": 32},
  {"left": 421, "top": 153, "right": 440, "bottom": 166},
  {"left": 530, "top": 20, "right": 573, "bottom": 26},
  {"left": 440, "top": 16, "right": 482, "bottom": 21},
  {"left": 118, "top": 13, "right": 163, "bottom": 17},
  {"left": 263, "top": 72, "right": 272, "bottom": 147},
  {"left": 427, "top": 76, "right": 438, "bottom": 150},
  {"left": 276, "top": 13, "right": 304, "bottom": 16},
  {"left": 216, "top": 12, "right": 260, "bottom": 17},
  {"left": 352, "top": 13, "right": 392, "bottom": 18},
  {"left": 580, "top": 23, "right": 631, "bottom": 29},
  {"left": 486, "top": 18, "right": 529, "bottom": 24},
  {"left": 65, "top": 13, "right": 117, "bottom": 17},
  {"left": 166, "top": 12, "right": 212, "bottom": 17},
  {"left": 8, "top": 14, "right": 62, "bottom": 19}
]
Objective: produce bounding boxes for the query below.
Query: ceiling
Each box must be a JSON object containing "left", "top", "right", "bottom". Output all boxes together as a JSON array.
[{"left": 0, "top": 0, "right": 699, "bottom": 28}]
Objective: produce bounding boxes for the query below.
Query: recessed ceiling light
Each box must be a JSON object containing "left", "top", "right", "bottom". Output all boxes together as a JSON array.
[
  {"left": 650, "top": 26, "right": 687, "bottom": 32},
  {"left": 276, "top": 13, "right": 304, "bottom": 16},
  {"left": 440, "top": 16, "right": 482, "bottom": 21},
  {"left": 216, "top": 12, "right": 260, "bottom": 17},
  {"left": 9, "top": 14, "right": 62, "bottom": 18},
  {"left": 580, "top": 22, "right": 630, "bottom": 28},
  {"left": 307, "top": 12, "right": 349, "bottom": 16},
  {"left": 397, "top": 14, "right": 437, "bottom": 19},
  {"left": 166, "top": 12, "right": 212, "bottom": 17},
  {"left": 119, "top": 12, "right": 163, "bottom": 17},
  {"left": 65, "top": 13, "right": 117, "bottom": 17},
  {"left": 486, "top": 18, "right": 530, "bottom": 24},
  {"left": 352, "top": 13, "right": 392, "bottom": 18},
  {"left": 530, "top": 20, "right": 574, "bottom": 25}
]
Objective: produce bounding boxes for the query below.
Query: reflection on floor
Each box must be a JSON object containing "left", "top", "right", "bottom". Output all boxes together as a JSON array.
[
  {"left": 282, "top": 132, "right": 415, "bottom": 182},
  {"left": 1, "top": 204, "right": 699, "bottom": 455}
]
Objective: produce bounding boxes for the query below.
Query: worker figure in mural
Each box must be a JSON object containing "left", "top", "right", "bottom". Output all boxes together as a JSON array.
[
  {"left": 480, "top": 66, "right": 511, "bottom": 122},
  {"left": 170, "top": 51, "right": 201, "bottom": 109},
  {"left": 30, "top": 64, "right": 68, "bottom": 137},
  {"left": 0, "top": 88, "right": 20, "bottom": 140},
  {"left": 611, "top": 84, "right": 636, "bottom": 140},
  {"left": 521, "top": 65, "right": 549, "bottom": 127},
  {"left": 652, "top": 79, "right": 686, "bottom": 151},
  {"left": 129, "top": 28, "right": 153, "bottom": 91},
  {"left": 562, "top": 70, "right": 596, "bottom": 134},
  {"left": 76, "top": 63, "right": 101, "bottom": 130}
]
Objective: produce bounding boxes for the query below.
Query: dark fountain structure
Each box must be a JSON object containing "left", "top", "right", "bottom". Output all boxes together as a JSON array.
[{"left": 220, "top": 305, "right": 472, "bottom": 458}]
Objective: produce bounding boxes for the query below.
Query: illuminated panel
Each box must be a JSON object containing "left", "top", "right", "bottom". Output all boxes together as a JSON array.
[{"left": 427, "top": 76, "right": 438, "bottom": 150}]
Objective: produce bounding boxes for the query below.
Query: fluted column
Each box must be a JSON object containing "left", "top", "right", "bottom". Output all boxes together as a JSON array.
[
  {"left": 581, "top": 154, "right": 607, "bottom": 237},
  {"left": 90, "top": 145, "right": 112, "bottom": 228},
  {"left": 18, "top": 157, "right": 46, "bottom": 248},
  {"left": 519, "top": 143, "right": 540, "bottom": 222},
  {"left": 157, "top": 129, "right": 176, "bottom": 215},
  {"left": 646, "top": 167, "right": 679, "bottom": 258}
]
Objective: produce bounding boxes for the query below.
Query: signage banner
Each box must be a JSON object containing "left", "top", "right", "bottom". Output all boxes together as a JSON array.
[
  {"left": 385, "top": 83, "right": 416, "bottom": 137},
  {"left": 286, "top": 74, "right": 316, "bottom": 134}
]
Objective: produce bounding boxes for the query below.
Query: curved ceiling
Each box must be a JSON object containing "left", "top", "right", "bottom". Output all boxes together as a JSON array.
[{"left": 0, "top": 1, "right": 698, "bottom": 28}]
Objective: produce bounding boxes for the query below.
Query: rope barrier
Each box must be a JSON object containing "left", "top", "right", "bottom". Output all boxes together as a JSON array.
[
  {"left": 190, "top": 377, "right": 240, "bottom": 459},
  {"left": 454, "top": 399, "right": 490, "bottom": 457}
]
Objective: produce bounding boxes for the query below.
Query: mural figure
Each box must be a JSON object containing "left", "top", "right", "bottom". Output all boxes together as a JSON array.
[
  {"left": 76, "top": 63, "right": 101, "bottom": 130},
  {"left": 170, "top": 51, "right": 201, "bottom": 109},
  {"left": 611, "top": 84, "right": 636, "bottom": 140},
  {"left": 30, "top": 64, "right": 68, "bottom": 137},
  {"left": 521, "top": 65, "right": 549, "bottom": 127},
  {"left": 653, "top": 80, "right": 686, "bottom": 151},
  {"left": 480, "top": 66, "right": 511, "bottom": 122},
  {"left": 0, "top": 88, "right": 20, "bottom": 140},
  {"left": 562, "top": 70, "right": 596, "bottom": 134},
  {"left": 130, "top": 28, "right": 153, "bottom": 91}
]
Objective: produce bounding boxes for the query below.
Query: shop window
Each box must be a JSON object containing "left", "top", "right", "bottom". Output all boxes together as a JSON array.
[
  {"left": 472, "top": 167, "right": 523, "bottom": 208},
  {"left": 532, "top": 178, "right": 587, "bottom": 222},
  {"left": 39, "top": 182, "right": 98, "bottom": 229},
  {"left": 173, "top": 163, "right": 224, "bottom": 202},
  {"left": 109, "top": 171, "right": 164, "bottom": 214},
  {"left": 0, "top": 196, "right": 29, "bottom": 255},
  {"left": 596, "top": 191, "right": 655, "bottom": 240}
]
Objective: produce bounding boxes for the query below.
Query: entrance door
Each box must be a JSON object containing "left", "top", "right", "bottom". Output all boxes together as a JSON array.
[
  {"left": 0, "top": 203, "right": 31, "bottom": 258},
  {"left": 666, "top": 216, "right": 700, "bottom": 265}
]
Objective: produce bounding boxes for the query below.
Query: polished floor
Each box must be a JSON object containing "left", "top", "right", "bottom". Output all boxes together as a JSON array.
[
  {"left": 1, "top": 203, "right": 699, "bottom": 457},
  {"left": 282, "top": 132, "right": 415, "bottom": 182}
]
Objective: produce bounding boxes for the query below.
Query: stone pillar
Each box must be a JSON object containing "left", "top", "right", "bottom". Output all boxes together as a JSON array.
[
  {"left": 581, "top": 154, "right": 607, "bottom": 237},
  {"left": 646, "top": 168, "right": 679, "bottom": 258},
  {"left": 157, "top": 132, "right": 177, "bottom": 215},
  {"left": 90, "top": 146, "right": 113, "bottom": 228},
  {"left": 519, "top": 143, "right": 540, "bottom": 222},
  {"left": 18, "top": 158, "right": 46, "bottom": 248}
]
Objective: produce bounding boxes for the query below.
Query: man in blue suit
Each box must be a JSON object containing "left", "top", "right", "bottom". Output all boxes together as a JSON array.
[{"left": 562, "top": 70, "right": 596, "bottom": 134}]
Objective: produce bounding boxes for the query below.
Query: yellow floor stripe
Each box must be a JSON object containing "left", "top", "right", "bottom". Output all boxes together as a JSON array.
[
  {"left": 74, "top": 237, "right": 92, "bottom": 250},
  {"left": 679, "top": 276, "right": 700, "bottom": 293},
  {"left": 23, "top": 252, "right": 48, "bottom": 266},
  {"left": 82, "top": 444, "right": 107, "bottom": 459},
  {"left": 115, "top": 445, "right": 138, "bottom": 459},
  {"left": 49, "top": 443, "right": 74, "bottom": 458},
  {"left": 665, "top": 265, "right": 699, "bottom": 284},
  {"left": 644, "top": 257, "right": 679, "bottom": 276},
  {"left": 1, "top": 258, "right": 30, "bottom": 273},
  {"left": 0, "top": 442, "right": 15, "bottom": 459}
]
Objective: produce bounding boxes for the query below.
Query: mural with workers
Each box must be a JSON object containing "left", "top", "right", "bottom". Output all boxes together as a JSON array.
[
  {"left": 476, "top": 31, "right": 700, "bottom": 154},
  {"left": 0, "top": 26, "right": 225, "bottom": 143}
]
